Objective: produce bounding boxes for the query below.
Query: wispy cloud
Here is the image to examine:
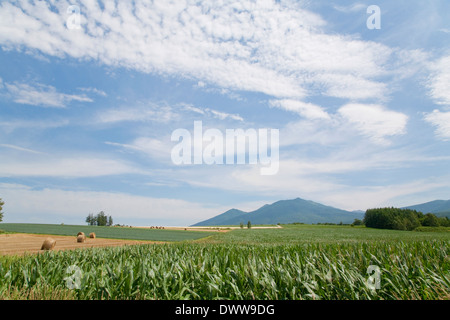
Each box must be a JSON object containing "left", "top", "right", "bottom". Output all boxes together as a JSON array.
[
  {"left": 428, "top": 55, "right": 450, "bottom": 106},
  {"left": 106, "top": 138, "right": 172, "bottom": 162},
  {"left": 0, "top": 156, "right": 142, "bottom": 178},
  {"left": 182, "top": 104, "right": 244, "bottom": 122},
  {"left": 77, "top": 87, "right": 107, "bottom": 97},
  {"left": 333, "top": 3, "right": 366, "bottom": 13},
  {"left": 337, "top": 104, "right": 408, "bottom": 145},
  {"left": 424, "top": 110, "right": 450, "bottom": 141},
  {"left": 0, "top": 0, "right": 398, "bottom": 102},
  {"left": 269, "top": 99, "right": 330, "bottom": 120},
  {"left": 0, "top": 143, "right": 45, "bottom": 155},
  {"left": 279, "top": 103, "right": 408, "bottom": 146},
  {"left": 0, "top": 118, "right": 69, "bottom": 133},
  {"left": 3, "top": 80, "right": 92, "bottom": 107},
  {"left": 97, "top": 103, "right": 175, "bottom": 124},
  {"left": 0, "top": 183, "right": 225, "bottom": 225}
]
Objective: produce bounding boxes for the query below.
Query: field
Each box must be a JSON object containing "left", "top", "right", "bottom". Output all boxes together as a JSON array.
[
  {"left": 0, "top": 224, "right": 448, "bottom": 300},
  {"left": 0, "top": 223, "right": 216, "bottom": 242},
  {"left": 0, "top": 233, "right": 155, "bottom": 256}
]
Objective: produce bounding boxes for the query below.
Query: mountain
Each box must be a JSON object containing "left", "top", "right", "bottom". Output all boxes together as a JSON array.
[
  {"left": 192, "top": 198, "right": 450, "bottom": 227},
  {"left": 192, "top": 198, "right": 364, "bottom": 226},
  {"left": 402, "top": 200, "right": 450, "bottom": 217},
  {"left": 194, "top": 208, "right": 247, "bottom": 226}
]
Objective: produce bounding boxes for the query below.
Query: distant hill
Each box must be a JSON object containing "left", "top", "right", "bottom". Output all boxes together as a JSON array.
[
  {"left": 402, "top": 200, "right": 450, "bottom": 217},
  {"left": 192, "top": 198, "right": 364, "bottom": 226},
  {"left": 195, "top": 208, "right": 247, "bottom": 226}
]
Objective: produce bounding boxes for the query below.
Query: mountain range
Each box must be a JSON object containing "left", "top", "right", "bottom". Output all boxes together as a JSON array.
[
  {"left": 192, "top": 198, "right": 450, "bottom": 226},
  {"left": 402, "top": 200, "right": 450, "bottom": 217}
]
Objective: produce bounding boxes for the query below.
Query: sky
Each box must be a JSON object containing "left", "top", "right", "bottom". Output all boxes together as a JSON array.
[{"left": 0, "top": 0, "right": 449, "bottom": 226}]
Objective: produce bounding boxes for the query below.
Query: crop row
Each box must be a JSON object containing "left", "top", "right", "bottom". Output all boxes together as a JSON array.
[{"left": 0, "top": 240, "right": 448, "bottom": 300}]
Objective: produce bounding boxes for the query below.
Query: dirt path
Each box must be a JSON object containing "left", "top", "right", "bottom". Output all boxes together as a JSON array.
[{"left": 0, "top": 233, "right": 155, "bottom": 256}]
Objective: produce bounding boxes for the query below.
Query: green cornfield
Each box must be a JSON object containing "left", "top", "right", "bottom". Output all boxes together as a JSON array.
[{"left": 1, "top": 240, "right": 448, "bottom": 300}]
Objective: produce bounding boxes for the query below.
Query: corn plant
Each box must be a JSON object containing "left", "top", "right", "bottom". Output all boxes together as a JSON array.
[{"left": 0, "top": 240, "right": 448, "bottom": 300}]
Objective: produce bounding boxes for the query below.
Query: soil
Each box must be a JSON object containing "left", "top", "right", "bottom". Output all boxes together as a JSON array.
[{"left": 0, "top": 233, "right": 156, "bottom": 256}]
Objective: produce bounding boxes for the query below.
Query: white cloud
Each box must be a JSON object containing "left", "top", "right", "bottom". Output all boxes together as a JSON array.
[
  {"left": 333, "top": 3, "right": 366, "bottom": 13},
  {"left": 0, "top": 118, "right": 69, "bottom": 133},
  {"left": 314, "top": 73, "right": 387, "bottom": 100},
  {"left": 424, "top": 109, "right": 450, "bottom": 141},
  {"left": 97, "top": 104, "right": 175, "bottom": 124},
  {"left": 77, "top": 87, "right": 107, "bottom": 97},
  {"left": 106, "top": 137, "right": 173, "bottom": 162},
  {"left": 0, "top": 157, "right": 142, "bottom": 178},
  {"left": 428, "top": 55, "right": 450, "bottom": 106},
  {"left": 279, "top": 103, "right": 408, "bottom": 147},
  {"left": 269, "top": 99, "right": 330, "bottom": 120},
  {"left": 337, "top": 104, "right": 408, "bottom": 145},
  {"left": 0, "top": 0, "right": 395, "bottom": 101},
  {"left": 0, "top": 143, "right": 45, "bottom": 155},
  {"left": 182, "top": 104, "right": 245, "bottom": 122},
  {"left": 323, "top": 179, "right": 448, "bottom": 211},
  {"left": 0, "top": 183, "right": 225, "bottom": 226},
  {"left": 3, "top": 81, "right": 92, "bottom": 108},
  {"left": 208, "top": 109, "right": 244, "bottom": 122}
]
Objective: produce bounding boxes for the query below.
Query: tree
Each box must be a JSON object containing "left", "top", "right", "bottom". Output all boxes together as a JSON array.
[
  {"left": 438, "top": 216, "right": 450, "bottom": 227},
  {"left": 352, "top": 219, "right": 363, "bottom": 226},
  {"left": 422, "top": 213, "right": 440, "bottom": 227},
  {"left": 85, "top": 213, "right": 95, "bottom": 226},
  {"left": 97, "top": 211, "right": 107, "bottom": 226},
  {"left": 364, "top": 207, "right": 421, "bottom": 231},
  {"left": 0, "top": 198, "right": 4, "bottom": 222},
  {"left": 85, "top": 211, "right": 113, "bottom": 226},
  {"left": 240, "top": 222, "right": 244, "bottom": 229},
  {"left": 247, "top": 221, "right": 252, "bottom": 229}
]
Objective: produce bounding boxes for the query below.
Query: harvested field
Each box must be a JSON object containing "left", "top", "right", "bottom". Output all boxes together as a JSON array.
[{"left": 0, "top": 233, "right": 155, "bottom": 256}]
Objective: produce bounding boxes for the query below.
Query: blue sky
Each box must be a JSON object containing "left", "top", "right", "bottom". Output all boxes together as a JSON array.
[{"left": 0, "top": 0, "right": 449, "bottom": 226}]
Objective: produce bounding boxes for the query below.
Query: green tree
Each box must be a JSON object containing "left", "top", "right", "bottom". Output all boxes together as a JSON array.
[
  {"left": 0, "top": 198, "right": 4, "bottom": 222},
  {"left": 107, "top": 215, "right": 113, "bottom": 227},
  {"left": 86, "top": 211, "right": 113, "bottom": 226},
  {"left": 437, "top": 216, "right": 450, "bottom": 227},
  {"left": 364, "top": 207, "right": 421, "bottom": 231},
  {"left": 422, "top": 213, "right": 440, "bottom": 227},
  {"left": 240, "top": 222, "right": 244, "bottom": 229},
  {"left": 96, "top": 211, "right": 108, "bottom": 226},
  {"left": 247, "top": 221, "right": 252, "bottom": 229},
  {"left": 85, "top": 213, "right": 95, "bottom": 226}
]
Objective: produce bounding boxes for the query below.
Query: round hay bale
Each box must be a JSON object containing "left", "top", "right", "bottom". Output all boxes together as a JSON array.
[
  {"left": 89, "top": 232, "right": 96, "bottom": 239},
  {"left": 41, "top": 238, "right": 56, "bottom": 250},
  {"left": 77, "top": 232, "right": 85, "bottom": 237},
  {"left": 77, "top": 234, "right": 86, "bottom": 243}
]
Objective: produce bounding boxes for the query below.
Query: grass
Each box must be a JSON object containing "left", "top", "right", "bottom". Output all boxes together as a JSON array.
[
  {"left": 0, "top": 223, "right": 215, "bottom": 242},
  {"left": 0, "top": 223, "right": 448, "bottom": 300},
  {"left": 202, "top": 224, "right": 450, "bottom": 245}
]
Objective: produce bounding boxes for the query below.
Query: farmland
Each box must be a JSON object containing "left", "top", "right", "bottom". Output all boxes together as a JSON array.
[
  {"left": 0, "top": 223, "right": 215, "bottom": 242},
  {"left": 0, "top": 224, "right": 449, "bottom": 300}
]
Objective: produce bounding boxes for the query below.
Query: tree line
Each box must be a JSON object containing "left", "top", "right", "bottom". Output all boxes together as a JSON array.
[
  {"left": 363, "top": 207, "right": 450, "bottom": 231},
  {"left": 86, "top": 211, "right": 113, "bottom": 226}
]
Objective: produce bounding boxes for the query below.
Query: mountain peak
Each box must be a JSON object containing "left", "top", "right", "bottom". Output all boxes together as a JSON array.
[{"left": 192, "top": 197, "right": 362, "bottom": 226}]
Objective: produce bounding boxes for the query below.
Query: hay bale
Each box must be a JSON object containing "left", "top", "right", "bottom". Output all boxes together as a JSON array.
[
  {"left": 77, "top": 232, "right": 85, "bottom": 237},
  {"left": 77, "top": 234, "right": 86, "bottom": 243},
  {"left": 89, "top": 232, "right": 96, "bottom": 239},
  {"left": 41, "top": 238, "right": 56, "bottom": 250}
]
